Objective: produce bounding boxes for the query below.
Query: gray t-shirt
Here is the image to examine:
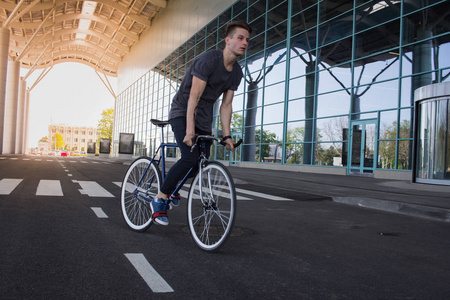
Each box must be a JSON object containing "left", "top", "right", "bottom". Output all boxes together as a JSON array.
[{"left": 169, "top": 50, "right": 243, "bottom": 133}]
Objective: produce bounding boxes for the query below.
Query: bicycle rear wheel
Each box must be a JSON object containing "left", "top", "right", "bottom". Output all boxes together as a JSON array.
[
  {"left": 187, "top": 161, "right": 236, "bottom": 252},
  {"left": 121, "top": 157, "right": 161, "bottom": 232}
]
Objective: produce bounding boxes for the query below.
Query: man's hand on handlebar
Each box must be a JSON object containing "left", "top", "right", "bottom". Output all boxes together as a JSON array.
[
  {"left": 223, "top": 138, "right": 235, "bottom": 152},
  {"left": 183, "top": 133, "right": 195, "bottom": 147}
]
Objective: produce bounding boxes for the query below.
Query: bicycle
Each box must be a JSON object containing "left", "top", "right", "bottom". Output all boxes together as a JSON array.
[{"left": 120, "top": 119, "right": 242, "bottom": 252}]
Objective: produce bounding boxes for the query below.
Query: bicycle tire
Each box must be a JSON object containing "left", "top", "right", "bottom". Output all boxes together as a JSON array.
[
  {"left": 121, "top": 157, "right": 161, "bottom": 232},
  {"left": 187, "top": 161, "right": 236, "bottom": 252}
]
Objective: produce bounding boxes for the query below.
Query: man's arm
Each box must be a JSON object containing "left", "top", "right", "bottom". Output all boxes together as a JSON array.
[
  {"left": 220, "top": 89, "right": 235, "bottom": 151},
  {"left": 184, "top": 75, "right": 207, "bottom": 146}
]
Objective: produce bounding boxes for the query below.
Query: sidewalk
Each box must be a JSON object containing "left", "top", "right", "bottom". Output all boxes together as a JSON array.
[
  {"left": 226, "top": 165, "right": 450, "bottom": 223},
  {"left": 90, "top": 156, "right": 450, "bottom": 223}
]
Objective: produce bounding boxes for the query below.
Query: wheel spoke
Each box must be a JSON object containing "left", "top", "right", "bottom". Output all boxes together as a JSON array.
[
  {"left": 121, "top": 158, "right": 160, "bottom": 231},
  {"left": 187, "top": 162, "right": 236, "bottom": 251}
]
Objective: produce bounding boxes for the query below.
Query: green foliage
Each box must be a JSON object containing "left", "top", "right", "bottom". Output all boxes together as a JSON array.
[
  {"left": 231, "top": 113, "right": 242, "bottom": 129},
  {"left": 97, "top": 108, "right": 114, "bottom": 140},
  {"left": 52, "top": 132, "right": 64, "bottom": 150},
  {"left": 316, "top": 145, "right": 340, "bottom": 166},
  {"left": 379, "top": 120, "right": 411, "bottom": 169},
  {"left": 255, "top": 129, "right": 279, "bottom": 161},
  {"left": 285, "top": 127, "right": 304, "bottom": 164}
]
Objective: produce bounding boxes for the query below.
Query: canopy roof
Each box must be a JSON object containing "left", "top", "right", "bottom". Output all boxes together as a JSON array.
[{"left": 1, "top": 0, "right": 167, "bottom": 78}]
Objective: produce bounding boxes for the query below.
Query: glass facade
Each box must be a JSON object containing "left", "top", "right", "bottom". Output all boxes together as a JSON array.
[{"left": 113, "top": 0, "right": 450, "bottom": 176}]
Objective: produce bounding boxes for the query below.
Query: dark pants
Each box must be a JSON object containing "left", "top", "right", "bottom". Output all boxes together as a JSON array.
[{"left": 160, "top": 117, "right": 211, "bottom": 195}]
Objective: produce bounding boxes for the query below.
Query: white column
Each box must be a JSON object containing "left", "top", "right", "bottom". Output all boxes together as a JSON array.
[
  {"left": 15, "top": 77, "right": 26, "bottom": 154},
  {"left": 23, "top": 89, "right": 30, "bottom": 153},
  {"left": 0, "top": 27, "right": 10, "bottom": 154},
  {"left": 3, "top": 60, "right": 20, "bottom": 154}
]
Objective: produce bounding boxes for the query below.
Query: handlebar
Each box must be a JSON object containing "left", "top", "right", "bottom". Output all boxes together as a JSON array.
[
  {"left": 190, "top": 135, "right": 243, "bottom": 152},
  {"left": 219, "top": 138, "right": 243, "bottom": 148}
]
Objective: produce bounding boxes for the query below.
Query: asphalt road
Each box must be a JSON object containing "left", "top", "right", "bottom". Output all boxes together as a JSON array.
[{"left": 1, "top": 155, "right": 449, "bottom": 299}]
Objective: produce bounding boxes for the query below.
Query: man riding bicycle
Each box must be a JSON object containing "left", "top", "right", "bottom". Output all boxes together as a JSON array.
[{"left": 150, "top": 20, "right": 252, "bottom": 225}]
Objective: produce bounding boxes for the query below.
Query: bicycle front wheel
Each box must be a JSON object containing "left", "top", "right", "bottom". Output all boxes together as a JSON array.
[
  {"left": 187, "top": 161, "right": 236, "bottom": 252},
  {"left": 121, "top": 157, "right": 161, "bottom": 232}
]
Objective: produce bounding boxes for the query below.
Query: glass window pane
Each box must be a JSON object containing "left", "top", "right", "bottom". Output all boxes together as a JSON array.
[
  {"left": 315, "top": 142, "right": 342, "bottom": 166},
  {"left": 263, "top": 102, "right": 284, "bottom": 124},
  {"left": 318, "top": 66, "right": 352, "bottom": 94},
  {"left": 378, "top": 140, "right": 396, "bottom": 169},
  {"left": 266, "top": 21, "right": 287, "bottom": 49},
  {"left": 264, "top": 82, "right": 285, "bottom": 105},
  {"left": 355, "top": 1, "right": 400, "bottom": 34},
  {"left": 291, "top": 4, "right": 317, "bottom": 37},
  {"left": 285, "top": 143, "right": 303, "bottom": 164},
  {"left": 399, "top": 108, "right": 412, "bottom": 139},
  {"left": 353, "top": 53, "right": 400, "bottom": 86},
  {"left": 267, "top": 1, "right": 288, "bottom": 22},
  {"left": 264, "top": 60, "right": 286, "bottom": 86},
  {"left": 288, "top": 99, "right": 306, "bottom": 121},
  {"left": 358, "top": 79, "right": 399, "bottom": 112},
  {"left": 316, "top": 116, "right": 348, "bottom": 142},
  {"left": 354, "top": 19, "right": 400, "bottom": 60},
  {"left": 379, "top": 110, "right": 398, "bottom": 140},
  {"left": 397, "top": 140, "right": 411, "bottom": 170},
  {"left": 317, "top": 90, "right": 351, "bottom": 118}
]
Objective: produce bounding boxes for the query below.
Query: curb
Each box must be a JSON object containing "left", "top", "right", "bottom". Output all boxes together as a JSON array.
[{"left": 332, "top": 197, "right": 450, "bottom": 223}]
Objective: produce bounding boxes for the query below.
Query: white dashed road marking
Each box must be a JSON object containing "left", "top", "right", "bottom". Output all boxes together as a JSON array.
[
  {"left": 124, "top": 253, "right": 174, "bottom": 293},
  {"left": 0, "top": 179, "right": 23, "bottom": 195},
  {"left": 36, "top": 180, "right": 64, "bottom": 196},
  {"left": 74, "top": 180, "right": 114, "bottom": 197},
  {"left": 91, "top": 207, "right": 108, "bottom": 218}
]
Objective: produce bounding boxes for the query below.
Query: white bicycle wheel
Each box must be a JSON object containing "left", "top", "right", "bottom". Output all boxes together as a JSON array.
[
  {"left": 187, "top": 161, "right": 236, "bottom": 252},
  {"left": 121, "top": 157, "right": 161, "bottom": 232}
]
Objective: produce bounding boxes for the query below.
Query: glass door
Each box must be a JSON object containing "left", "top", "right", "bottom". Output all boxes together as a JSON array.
[{"left": 348, "top": 119, "right": 377, "bottom": 175}]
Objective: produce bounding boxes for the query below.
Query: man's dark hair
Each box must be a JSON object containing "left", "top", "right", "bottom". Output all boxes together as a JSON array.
[{"left": 225, "top": 20, "right": 252, "bottom": 38}]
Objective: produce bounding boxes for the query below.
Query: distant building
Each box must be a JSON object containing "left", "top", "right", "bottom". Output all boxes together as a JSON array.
[
  {"left": 48, "top": 124, "right": 98, "bottom": 152},
  {"left": 37, "top": 141, "right": 49, "bottom": 154}
]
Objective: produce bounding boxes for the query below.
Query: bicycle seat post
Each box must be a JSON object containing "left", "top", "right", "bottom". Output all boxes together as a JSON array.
[{"left": 160, "top": 125, "right": 165, "bottom": 145}]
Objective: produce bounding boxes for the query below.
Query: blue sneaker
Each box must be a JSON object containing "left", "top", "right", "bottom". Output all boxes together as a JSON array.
[
  {"left": 150, "top": 197, "right": 169, "bottom": 226},
  {"left": 168, "top": 192, "right": 180, "bottom": 210}
]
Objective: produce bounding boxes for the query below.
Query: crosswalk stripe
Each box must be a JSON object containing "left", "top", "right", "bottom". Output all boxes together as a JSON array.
[
  {"left": 0, "top": 179, "right": 23, "bottom": 195},
  {"left": 1, "top": 177, "right": 294, "bottom": 201},
  {"left": 235, "top": 187, "right": 294, "bottom": 201},
  {"left": 36, "top": 180, "right": 64, "bottom": 196},
  {"left": 74, "top": 180, "right": 114, "bottom": 197},
  {"left": 91, "top": 207, "right": 108, "bottom": 218},
  {"left": 113, "top": 182, "right": 277, "bottom": 201},
  {"left": 125, "top": 253, "right": 174, "bottom": 293}
]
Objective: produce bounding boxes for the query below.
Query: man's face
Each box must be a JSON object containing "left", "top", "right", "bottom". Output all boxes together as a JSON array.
[{"left": 227, "top": 27, "right": 250, "bottom": 56}]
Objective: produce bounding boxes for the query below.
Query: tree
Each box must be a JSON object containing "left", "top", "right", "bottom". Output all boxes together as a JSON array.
[
  {"left": 379, "top": 120, "right": 411, "bottom": 170},
  {"left": 52, "top": 133, "right": 64, "bottom": 150},
  {"left": 231, "top": 113, "right": 242, "bottom": 129},
  {"left": 285, "top": 127, "right": 305, "bottom": 164},
  {"left": 39, "top": 136, "right": 48, "bottom": 143},
  {"left": 97, "top": 108, "right": 114, "bottom": 139},
  {"left": 255, "top": 129, "right": 279, "bottom": 162}
]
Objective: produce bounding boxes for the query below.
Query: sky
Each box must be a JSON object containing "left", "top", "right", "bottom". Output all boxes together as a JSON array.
[{"left": 22, "top": 63, "right": 117, "bottom": 148}]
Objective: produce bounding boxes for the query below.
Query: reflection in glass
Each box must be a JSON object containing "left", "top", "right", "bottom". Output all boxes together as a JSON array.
[
  {"left": 378, "top": 141, "right": 396, "bottom": 169},
  {"left": 379, "top": 110, "right": 397, "bottom": 140},
  {"left": 285, "top": 143, "right": 303, "bottom": 164},
  {"left": 264, "top": 82, "right": 285, "bottom": 105},
  {"left": 399, "top": 108, "right": 412, "bottom": 139},
  {"left": 316, "top": 91, "right": 351, "bottom": 118},
  {"left": 397, "top": 140, "right": 410, "bottom": 170},
  {"left": 358, "top": 80, "right": 399, "bottom": 112},
  {"left": 315, "top": 142, "right": 342, "bottom": 166}
]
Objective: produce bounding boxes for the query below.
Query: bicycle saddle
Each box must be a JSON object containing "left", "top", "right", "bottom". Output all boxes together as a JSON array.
[{"left": 151, "top": 119, "right": 170, "bottom": 127}]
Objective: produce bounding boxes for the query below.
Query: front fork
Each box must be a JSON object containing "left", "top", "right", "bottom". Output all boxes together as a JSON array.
[{"left": 198, "top": 159, "right": 216, "bottom": 210}]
